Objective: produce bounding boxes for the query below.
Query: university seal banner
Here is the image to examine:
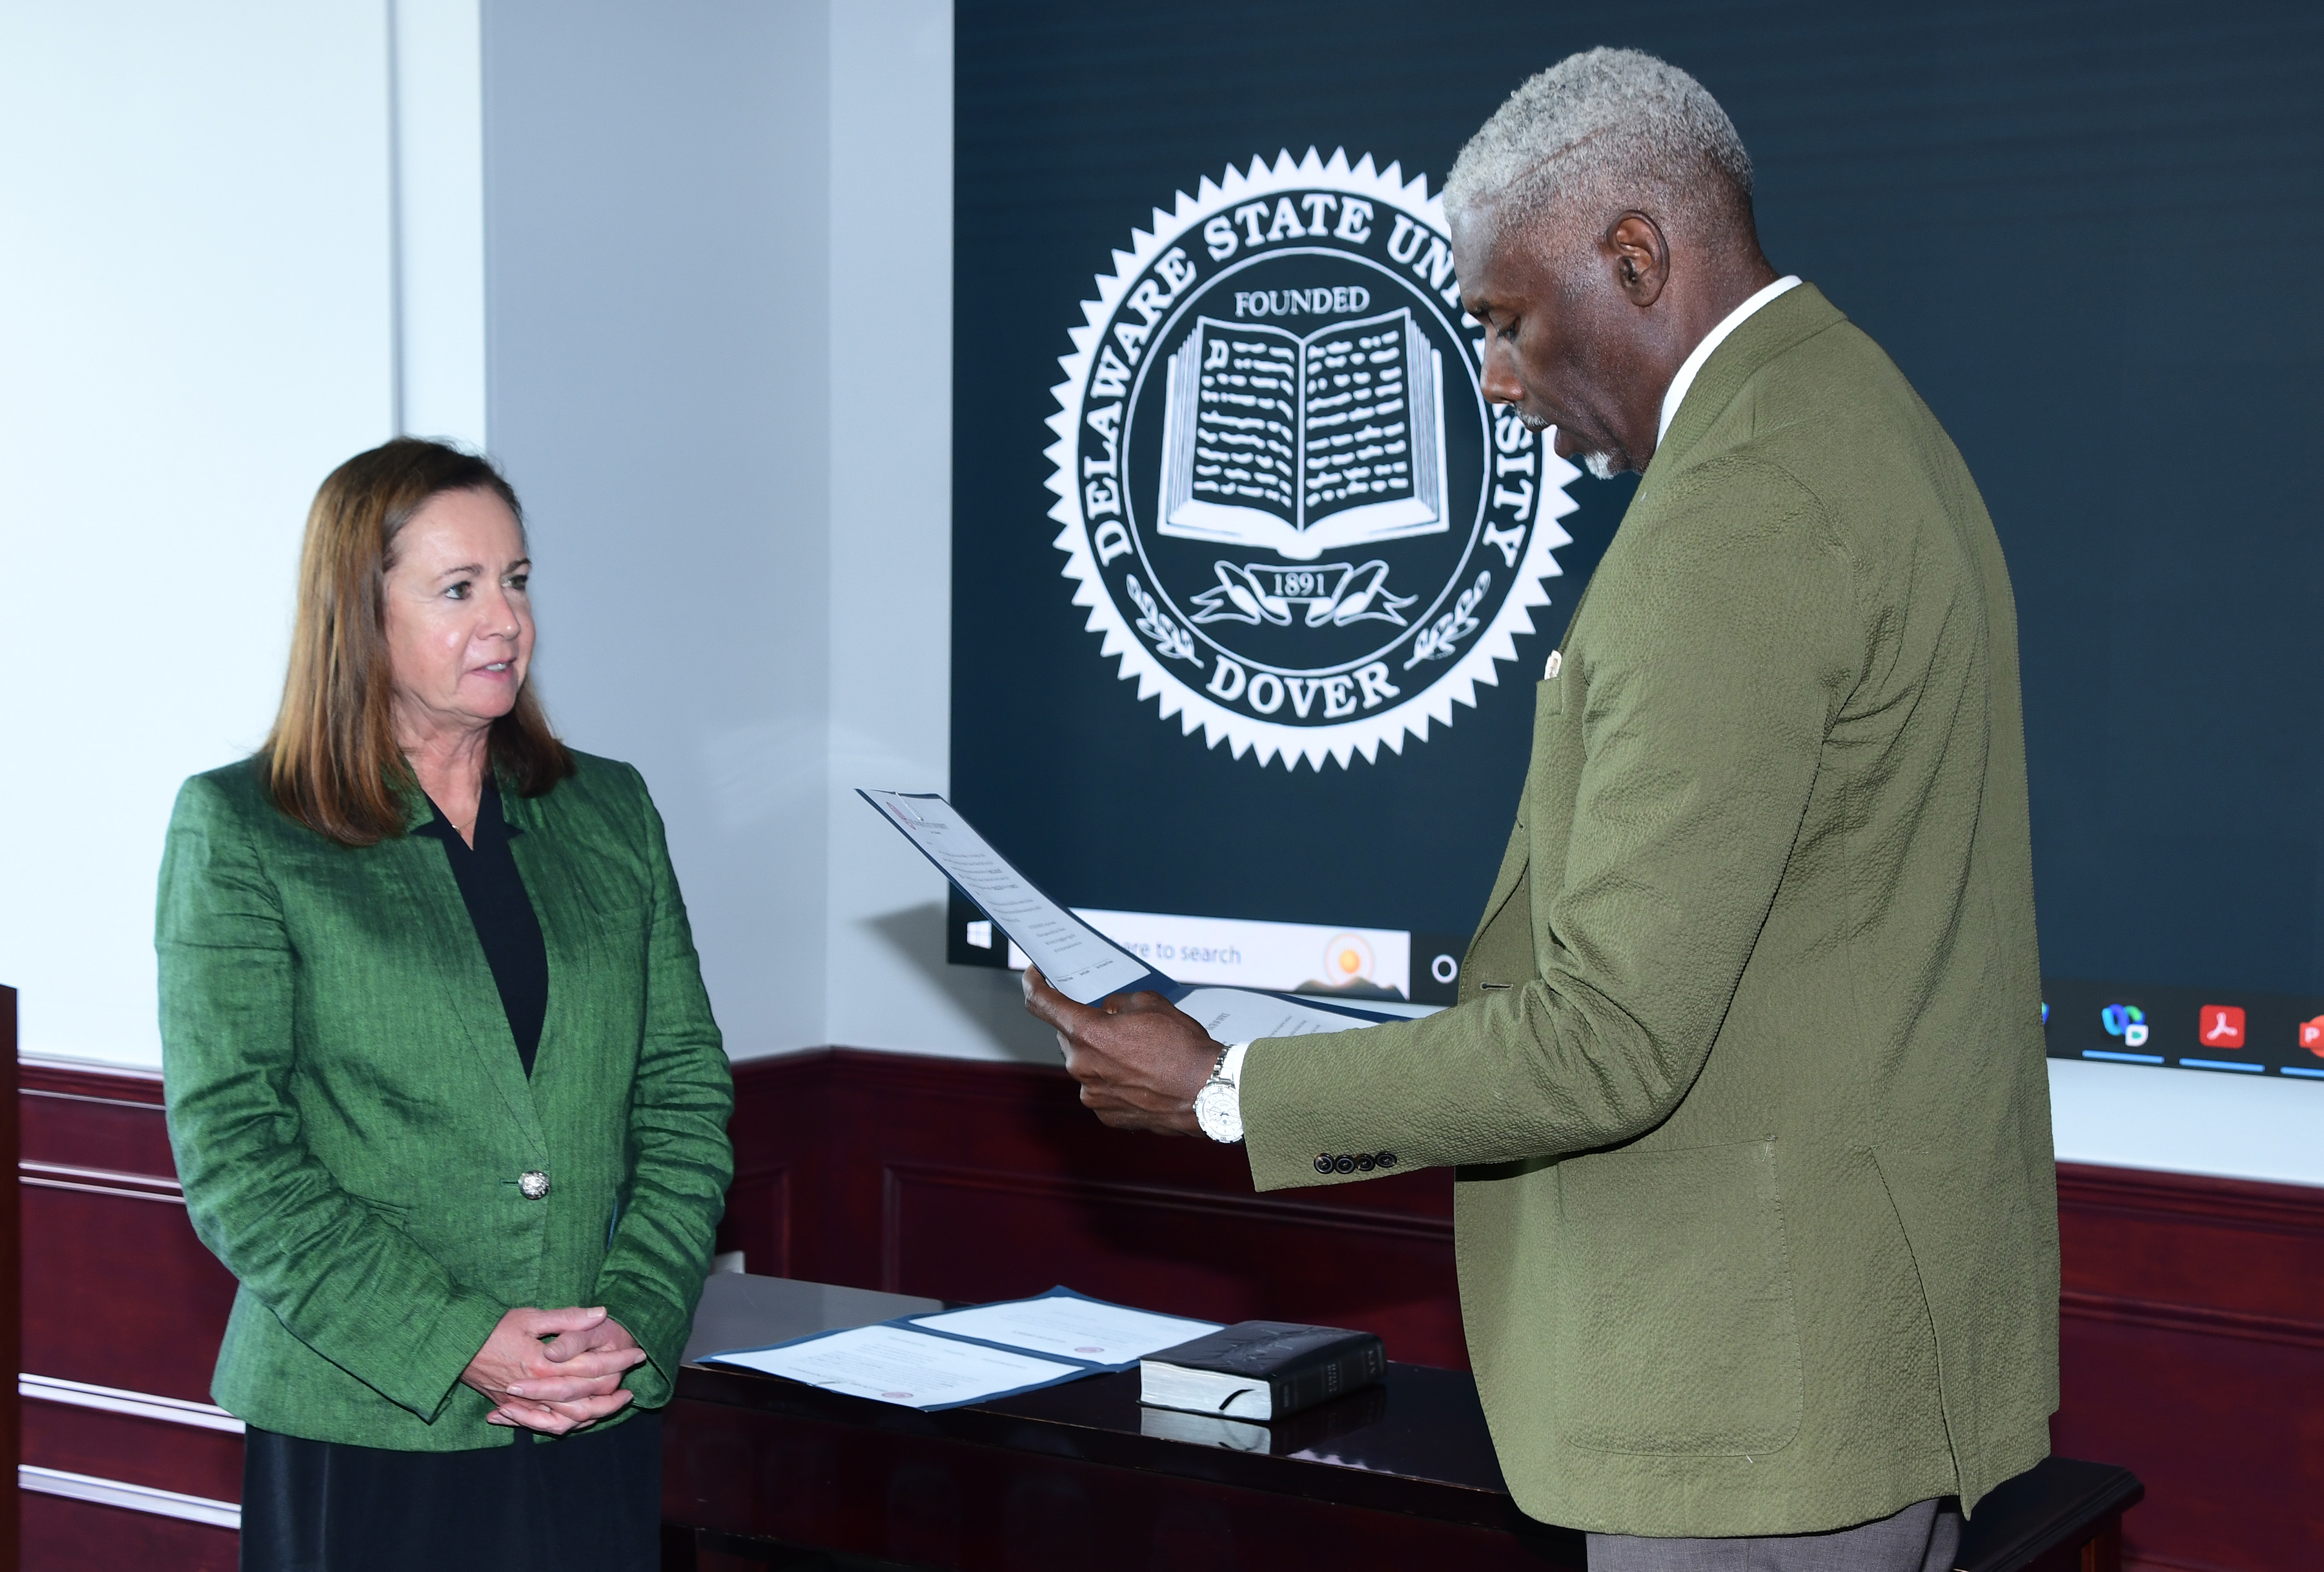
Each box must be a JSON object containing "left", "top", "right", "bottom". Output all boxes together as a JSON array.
[
  {"left": 962, "top": 1, "right": 2324, "bottom": 1051},
  {"left": 950, "top": 19, "right": 1638, "bottom": 999},
  {"left": 1048, "top": 150, "right": 1583, "bottom": 771}
]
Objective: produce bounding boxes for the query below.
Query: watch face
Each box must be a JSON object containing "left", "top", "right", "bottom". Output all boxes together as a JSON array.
[{"left": 1195, "top": 1081, "right": 1239, "bottom": 1139}]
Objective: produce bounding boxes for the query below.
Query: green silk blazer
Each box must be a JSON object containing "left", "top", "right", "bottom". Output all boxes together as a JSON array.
[
  {"left": 1239, "top": 285, "right": 2059, "bottom": 1536},
  {"left": 158, "top": 751, "right": 734, "bottom": 1451}
]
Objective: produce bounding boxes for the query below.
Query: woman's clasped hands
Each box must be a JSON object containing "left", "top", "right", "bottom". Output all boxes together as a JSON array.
[{"left": 460, "top": 1306, "right": 646, "bottom": 1434}]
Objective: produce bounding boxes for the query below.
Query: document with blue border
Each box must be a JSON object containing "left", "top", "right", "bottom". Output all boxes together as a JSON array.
[
  {"left": 908, "top": 1291, "right": 1218, "bottom": 1367},
  {"left": 857, "top": 790, "right": 1395, "bottom": 1039},
  {"left": 702, "top": 1287, "right": 1222, "bottom": 1411}
]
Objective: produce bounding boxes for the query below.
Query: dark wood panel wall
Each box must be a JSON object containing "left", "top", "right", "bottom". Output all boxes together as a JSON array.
[
  {"left": 2050, "top": 1166, "right": 2324, "bottom": 1571},
  {"left": 1, "top": 989, "right": 18, "bottom": 1562},
  {"left": 724, "top": 1052, "right": 2324, "bottom": 1572},
  {"left": 720, "top": 1050, "right": 1469, "bottom": 1366},
  {"left": 16, "top": 1048, "right": 2322, "bottom": 1572},
  {"left": 16, "top": 1057, "right": 244, "bottom": 1571}
]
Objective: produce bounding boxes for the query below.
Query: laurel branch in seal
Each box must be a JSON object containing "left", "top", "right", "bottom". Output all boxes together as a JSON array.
[{"left": 1045, "top": 147, "right": 1582, "bottom": 771}]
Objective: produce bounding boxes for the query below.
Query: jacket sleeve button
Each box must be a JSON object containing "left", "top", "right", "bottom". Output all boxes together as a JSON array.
[
  {"left": 1376, "top": 1152, "right": 1397, "bottom": 1169},
  {"left": 1354, "top": 1154, "right": 1376, "bottom": 1172},
  {"left": 1332, "top": 1155, "right": 1356, "bottom": 1174},
  {"left": 1314, "top": 1154, "right": 1334, "bottom": 1174}
]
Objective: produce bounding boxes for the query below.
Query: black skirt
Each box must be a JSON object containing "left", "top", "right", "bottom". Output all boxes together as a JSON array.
[{"left": 240, "top": 1412, "right": 662, "bottom": 1572}]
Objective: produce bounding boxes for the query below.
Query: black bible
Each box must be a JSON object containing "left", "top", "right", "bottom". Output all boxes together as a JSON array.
[{"left": 1139, "top": 1321, "right": 1386, "bottom": 1421}]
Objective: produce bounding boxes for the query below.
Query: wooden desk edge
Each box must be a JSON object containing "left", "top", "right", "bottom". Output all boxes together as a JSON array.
[
  {"left": 666, "top": 1362, "right": 2140, "bottom": 1572},
  {"left": 1959, "top": 1462, "right": 2143, "bottom": 1572},
  {"left": 663, "top": 1373, "right": 1550, "bottom": 1540}
]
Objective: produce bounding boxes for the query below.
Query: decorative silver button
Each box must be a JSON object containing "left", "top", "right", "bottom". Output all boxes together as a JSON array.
[
  {"left": 1544, "top": 649, "right": 1563, "bottom": 680},
  {"left": 518, "top": 1170, "right": 550, "bottom": 1199}
]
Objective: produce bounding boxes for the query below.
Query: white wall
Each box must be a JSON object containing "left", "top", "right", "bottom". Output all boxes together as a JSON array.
[
  {"left": 0, "top": 2, "right": 2311, "bottom": 1176},
  {"left": 2048, "top": 1058, "right": 2324, "bottom": 1186},
  {"left": 480, "top": 0, "right": 841, "bottom": 1059},
  {"left": 0, "top": 1, "right": 398, "bottom": 1068},
  {"left": 479, "top": 0, "right": 1051, "bottom": 1065},
  {"left": 393, "top": 0, "right": 488, "bottom": 448},
  {"left": 0, "top": 0, "right": 1043, "bottom": 1076},
  {"left": 821, "top": 3, "right": 1058, "bottom": 1061}
]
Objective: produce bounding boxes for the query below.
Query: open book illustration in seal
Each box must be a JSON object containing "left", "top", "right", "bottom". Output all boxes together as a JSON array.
[{"left": 1157, "top": 307, "right": 1449, "bottom": 563}]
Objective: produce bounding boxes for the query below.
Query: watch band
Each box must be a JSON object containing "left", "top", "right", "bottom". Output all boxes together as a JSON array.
[{"left": 1194, "top": 1042, "right": 1245, "bottom": 1143}]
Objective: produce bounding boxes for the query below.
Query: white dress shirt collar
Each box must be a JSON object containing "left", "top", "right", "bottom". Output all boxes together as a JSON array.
[{"left": 1654, "top": 275, "right": 1802, "bottom": 449}]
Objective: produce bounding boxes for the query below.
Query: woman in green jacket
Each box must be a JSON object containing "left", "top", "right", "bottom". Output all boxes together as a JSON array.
[{"left": 158, "top": 438, "right": 734, "bottom": 1571}]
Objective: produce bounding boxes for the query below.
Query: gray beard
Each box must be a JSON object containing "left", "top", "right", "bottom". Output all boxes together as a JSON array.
[{"left": 1582, "top": 451, "right": 1623, "bottom": 482}]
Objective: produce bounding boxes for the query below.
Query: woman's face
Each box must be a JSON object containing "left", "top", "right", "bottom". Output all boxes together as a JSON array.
[{"left": 382, "top": 487, "right": 535, "bottom": 739}]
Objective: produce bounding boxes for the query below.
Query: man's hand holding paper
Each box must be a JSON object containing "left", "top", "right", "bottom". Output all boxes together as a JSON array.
[
  {"left": 861, "top": 787, "right": 1391, "bottom": 1142},
  {"left": 1021, "top": 967, "right": 1216, "bottom": 1137}
]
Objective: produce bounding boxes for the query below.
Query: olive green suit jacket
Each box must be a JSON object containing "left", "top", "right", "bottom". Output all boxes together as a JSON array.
[
  {"left": 1241, "top": 285, "right": 2058, "bottom": 1536},
  {"left": 158, "top": 752, "right": 734, "bottom": 1451}
]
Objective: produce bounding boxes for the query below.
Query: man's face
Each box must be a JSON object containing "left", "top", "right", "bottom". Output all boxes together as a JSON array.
[{"left": 1452, "top": 202, "right": 1640, "bottom": 479}]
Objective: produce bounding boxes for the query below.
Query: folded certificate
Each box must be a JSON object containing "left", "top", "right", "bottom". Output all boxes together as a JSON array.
[
  {"left": 708, "top": 1323, "right": 1083, "bottom": 1410},
  {"left": 702, "top": 1286, "right": 1225, "bottom": 1411},
  {"left": 858, "top": 789, "right": 1395, "bottom": 1036},
  {"left": 908, "top": 1287, "right": 1219, "bottom": 1368}
]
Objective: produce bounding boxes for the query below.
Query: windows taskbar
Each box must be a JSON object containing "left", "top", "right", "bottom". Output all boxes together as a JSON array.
[{"left": 2043, "top": 976, "right": 2324, "bottom": 1081}]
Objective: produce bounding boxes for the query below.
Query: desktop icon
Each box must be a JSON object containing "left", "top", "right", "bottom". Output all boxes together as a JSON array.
[
  {"left": 2100, "top": 1003, "right": 2149, "bottom": 1048},
  {"left": 1323, "top": 934, "right": 1376, "bottom": 988},
  {"left": 2197, "top": 1005, "right": 2245, "bottom": 1050},
  {"left": 2302, "top": 1016, "right": 2324, "bottom": 1058}
]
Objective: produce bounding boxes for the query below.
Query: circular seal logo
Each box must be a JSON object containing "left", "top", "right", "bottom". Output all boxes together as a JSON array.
[{"left": 1048, "top": 148, "right": 1581, "bottom": 771}]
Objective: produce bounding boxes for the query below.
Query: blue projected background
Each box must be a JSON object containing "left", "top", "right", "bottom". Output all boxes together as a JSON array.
[{"left": 950, "top": 1, "right": 2324, "bottom": 1083}]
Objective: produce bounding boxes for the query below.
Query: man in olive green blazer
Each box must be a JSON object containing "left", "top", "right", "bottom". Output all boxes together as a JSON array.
[
  {"left": 1028, "top": 50, "right": 2057, "bottom": 1562},
  {"left": 159, "top": 751, "right": 733, "bottom": 1450}
]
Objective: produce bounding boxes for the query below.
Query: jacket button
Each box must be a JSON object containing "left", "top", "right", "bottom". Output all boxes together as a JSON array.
[
  {"left": 1355, "top": 1154, "right": 1376, "bottom": 1172},
  {"left": 518, "top": 1170, "right": 551, "bottom": 1199},
  {"left": 1377, "top": 1152, "right": 1397, "bottom": 1169},
  {"left": 1314, "top": 1154, "right": 1334, "bottom": 1174},
  {"left": 1333, "top": 1155, "right": 1356, "bottom": 1174}
]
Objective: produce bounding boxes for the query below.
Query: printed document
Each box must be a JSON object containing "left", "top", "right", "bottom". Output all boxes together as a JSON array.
[
  {"left": 857, "top": 790, "right": 1394, "bottom": 1036},
  {"left": 707, "top": 1324, "right": 1081, "bottom": 1410},
  {"left": 860, "top": 790, "right": 1155, "bottom": 1005},
  {"left": 1172, "top": 986, "right": 1381, "bottom": 1042},
  {"left": 911, "top": 1294, "right": 1219, "bottom": 1368}
]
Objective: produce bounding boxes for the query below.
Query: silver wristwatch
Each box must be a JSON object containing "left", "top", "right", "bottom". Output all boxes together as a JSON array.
[{"left": 1193, "top": 1043, "right": 1244, "bottom": 1143}]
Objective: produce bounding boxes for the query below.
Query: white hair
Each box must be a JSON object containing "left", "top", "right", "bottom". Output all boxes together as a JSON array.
[{"left": 1445, "top": 48, "right": 1755, "bottom": 246}]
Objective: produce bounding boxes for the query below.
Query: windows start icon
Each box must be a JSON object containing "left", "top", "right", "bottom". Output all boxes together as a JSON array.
[{"left": 2197, "top": 1005, "right": 2246, "bottom": 1050}]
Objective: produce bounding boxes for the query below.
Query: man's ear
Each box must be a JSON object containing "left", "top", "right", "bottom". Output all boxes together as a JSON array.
[{"left": 1606, "top": 212, "right": 1668, "bottom": 307}]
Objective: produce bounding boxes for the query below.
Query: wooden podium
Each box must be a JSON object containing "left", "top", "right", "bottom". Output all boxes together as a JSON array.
[{"left": 660, "top": 1275, "right": 2139, "bottom": 1571}]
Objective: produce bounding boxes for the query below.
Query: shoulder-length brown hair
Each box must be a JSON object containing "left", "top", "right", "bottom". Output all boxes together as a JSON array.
[{"left": 265, "top": 437, "right": 573, "bottom": 846}]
